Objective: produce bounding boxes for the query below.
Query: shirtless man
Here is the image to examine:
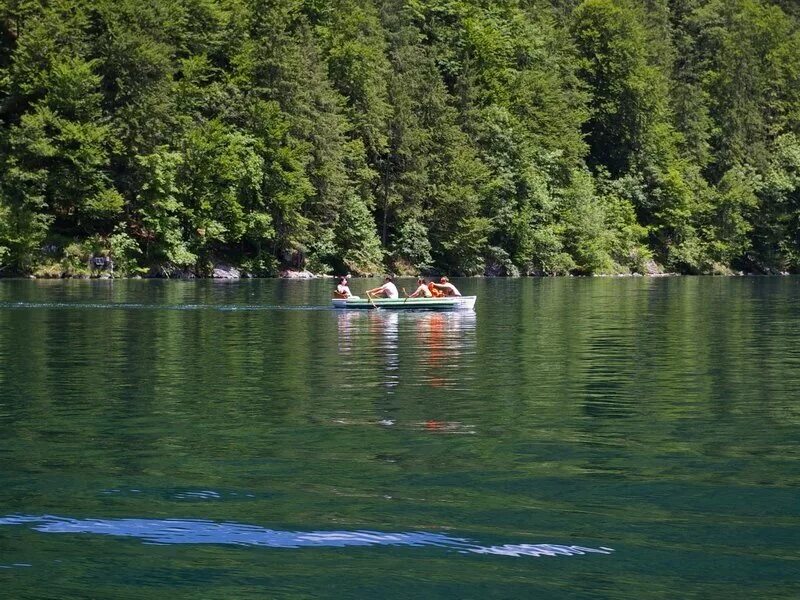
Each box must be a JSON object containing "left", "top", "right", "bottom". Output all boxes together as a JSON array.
[
  {"left": 408, "top": 277, "right": 433, "bottom": 298},
  {"left": 431, "top": 276, "right": 461, "bottom": 297}
]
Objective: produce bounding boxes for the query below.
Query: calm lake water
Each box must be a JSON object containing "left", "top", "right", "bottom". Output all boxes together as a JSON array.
[{"left": 0, "top": 277, "right": 798, "bottom": 599}]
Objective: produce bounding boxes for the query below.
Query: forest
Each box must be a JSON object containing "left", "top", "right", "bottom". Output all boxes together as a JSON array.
[{"left": 0, "top": 0, "right": 799, "bottom": 277}]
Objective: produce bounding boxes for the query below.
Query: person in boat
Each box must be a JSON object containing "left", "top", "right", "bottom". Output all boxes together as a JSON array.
[
  {"left": 428, "top": 279, "right": 445, "bottom": 297},
  {"left": 366, "top": 275, "right": 399, "bottom": 299},
  {"left": 408, "top": 277, "right": 433, "bottom": 298},
  {"left": 334, "top": 276, "right": 352, "bottom": 299},
  {"left": 431, "top": 276, "right": 461, "bottom": 297}
]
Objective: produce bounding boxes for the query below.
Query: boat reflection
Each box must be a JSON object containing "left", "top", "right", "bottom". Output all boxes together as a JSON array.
[
  {"left": 336, "top": 310, "right": 400, "bottom": 393},
  {"left": 411, "top": 310, "right": 477, "bottom": 391},
  {"left": 335, "top": 310, "right": 476, "bottom": 391}
]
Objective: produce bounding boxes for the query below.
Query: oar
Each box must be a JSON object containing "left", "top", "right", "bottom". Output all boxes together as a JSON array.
[
  {"left": 402, "top": 288, "right": 409, "bottom": 304},
  {"left": 366, "top": 290, "right": 379, "bottom": 310}
]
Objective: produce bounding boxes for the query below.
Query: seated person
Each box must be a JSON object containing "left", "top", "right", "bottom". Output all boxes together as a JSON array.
[
  {"left": 409, "top": 277, "right": 433, "bottom": 298},
  {"left": 428, "top": 280, "right": 445, "bottom": 297},
  {"left": 334, "top": 276, "right": 352, "bottom": 298},
  {"left": 366, "top": 276, "right": 399, "bottom": 299},
  {"left": 431, "top": 276, "right": 461, "bottom": 297}
]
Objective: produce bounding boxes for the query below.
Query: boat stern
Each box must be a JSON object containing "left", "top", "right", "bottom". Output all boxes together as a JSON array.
[{"left": 457, "top": 296, "right": 477, "bottom": 310}]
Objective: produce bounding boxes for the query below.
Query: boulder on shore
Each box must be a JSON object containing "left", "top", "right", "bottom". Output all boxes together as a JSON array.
[
  {"left": 644, "top": 259, "right": 663, "bottom": 276},
  {"left": 212, "top": 264, "right": 241, "bottom": 279},
  {"left": 280, "top": 269, "right": 317, "bottom": 279}
]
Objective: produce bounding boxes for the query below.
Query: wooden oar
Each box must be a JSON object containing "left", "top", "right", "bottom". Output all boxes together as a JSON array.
[
  {"left": 366, "top": 290, "right": 379, "bottom": 310},
  {"left": 402, "top": 287, "right": 409, "bottom": 304}
]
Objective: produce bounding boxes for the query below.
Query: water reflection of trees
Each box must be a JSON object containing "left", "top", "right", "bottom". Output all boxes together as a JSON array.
[{"left": 4, "top": 279, "right": 800, "bottom": 523}]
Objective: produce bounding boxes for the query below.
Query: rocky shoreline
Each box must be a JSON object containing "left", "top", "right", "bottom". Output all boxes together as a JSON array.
[
  {"left": 5, "top": 254, "right": 794, "bottom": 280},
  {"left": 10, "top": 268, "right": 794, "bottom": 280}
]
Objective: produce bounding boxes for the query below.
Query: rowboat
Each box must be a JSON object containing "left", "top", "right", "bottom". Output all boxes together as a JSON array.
[{"left": 331, "top": 295, "right": 476, "bottom": 310}]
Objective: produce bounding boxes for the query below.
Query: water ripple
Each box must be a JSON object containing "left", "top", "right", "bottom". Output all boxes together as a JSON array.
[
  {"left": 0, "top": 301, "right": 328, "bottom": 311},
  {"left": 0, "top": 515, "right": 613, "bottom": 558}
]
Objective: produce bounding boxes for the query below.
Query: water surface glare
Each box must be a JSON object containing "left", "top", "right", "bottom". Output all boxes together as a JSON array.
[
  {"left": 0, "top": 514, "right": 613, "bottom": 557},
  {"left": 0, "top": 278, "right": 799, "bottom": 599}
]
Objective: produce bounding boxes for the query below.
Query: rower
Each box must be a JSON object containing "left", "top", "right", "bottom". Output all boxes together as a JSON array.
[
  {"left": 409, "top": 277, "right": 433, "bottom": 298},
  {"left": 366, "top": 275, "right": 399, "bottom": 299}
]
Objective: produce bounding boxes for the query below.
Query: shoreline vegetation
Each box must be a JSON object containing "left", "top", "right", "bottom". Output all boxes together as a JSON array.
[
  {"left": 2, "top": 1, "right": 800, "bottom": 279},
  {"left": 5, "top": 265, "right": 794, "bottom": 280}
]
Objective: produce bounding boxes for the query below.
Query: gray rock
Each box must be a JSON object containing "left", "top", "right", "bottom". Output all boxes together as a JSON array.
[
  {"left": 212, "top": 264, "right": 241, "bottom": 279},
  {"left": 644, "top": 259, "right": 663, "bottom": 276},
  {"left": 280, "top": 269, "right": 316, "bottom": 279}
]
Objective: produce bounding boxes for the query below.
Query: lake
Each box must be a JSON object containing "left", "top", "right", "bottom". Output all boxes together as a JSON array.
[{"left": 0, "top": 277, "right": 798, "bottom": 599}]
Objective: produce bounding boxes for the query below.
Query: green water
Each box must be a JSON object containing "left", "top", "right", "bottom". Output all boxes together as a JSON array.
[{"left": 0, "top": 277, "right": 798, "bottom": 599}]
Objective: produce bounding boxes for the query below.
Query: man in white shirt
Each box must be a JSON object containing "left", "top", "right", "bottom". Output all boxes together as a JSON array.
[{"left": 366, "top": 276, "right": 399, "bottom": 299}]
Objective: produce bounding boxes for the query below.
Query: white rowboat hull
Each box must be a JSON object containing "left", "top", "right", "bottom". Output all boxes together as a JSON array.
[{"left": 331, "top": 295, "right": 476, "bottom": 310}]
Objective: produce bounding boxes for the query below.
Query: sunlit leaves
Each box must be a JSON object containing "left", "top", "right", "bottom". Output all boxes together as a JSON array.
[{"left": 1, "top": 0, "right": 799, "bottom": 275}]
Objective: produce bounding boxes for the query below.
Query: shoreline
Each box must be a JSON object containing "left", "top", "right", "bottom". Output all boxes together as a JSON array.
[{"left": 2, "top": 271, "right": 794, "bottom": 281}]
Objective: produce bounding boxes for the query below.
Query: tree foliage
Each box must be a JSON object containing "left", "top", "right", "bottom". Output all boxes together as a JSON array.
[{"left": 0, "top": 0, "right": 799, "bottom": 275}]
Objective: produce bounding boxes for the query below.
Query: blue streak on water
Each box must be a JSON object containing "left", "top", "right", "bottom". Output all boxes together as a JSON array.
[{"left": 0, "top": 515, "right": 613, "bottom": 558}]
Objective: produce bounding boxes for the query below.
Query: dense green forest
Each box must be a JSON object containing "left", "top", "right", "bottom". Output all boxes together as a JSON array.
[{"left": 0, "top": 0, "right": 799, "bottom": 277}]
